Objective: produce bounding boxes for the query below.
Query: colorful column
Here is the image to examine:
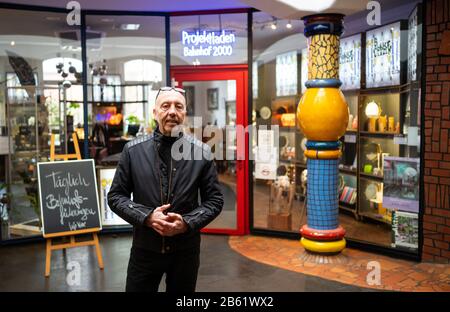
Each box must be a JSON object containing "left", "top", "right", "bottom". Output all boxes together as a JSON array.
[{"left": 297, "top": 14, "right": 349, "bottom": 254}]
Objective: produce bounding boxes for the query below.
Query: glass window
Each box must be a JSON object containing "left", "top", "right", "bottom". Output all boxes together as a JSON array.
[
  {"left": 85, "top": 14, "right": 166, "bottom": 160},
  {"left": 252, "top": 12, "right": 305, "bottom": 233},
  {"left": 0, "top": 8, "right": 83, "bottom": 240},
  {"left": 170, "top": 13, "right": 248, "bottom": 66},
  {"left": 251, "top": 1, "right": 423, "bottom": 256}
]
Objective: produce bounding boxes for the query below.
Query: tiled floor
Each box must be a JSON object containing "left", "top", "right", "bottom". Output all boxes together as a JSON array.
[
  {"left": 229, "top": 235, "right": 450, "bottom": 292},
  {"left": 0, "top": 233, "right": 370, "bottom": 292}
]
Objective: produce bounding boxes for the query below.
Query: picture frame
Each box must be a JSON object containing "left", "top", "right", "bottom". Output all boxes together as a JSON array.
[
  {"left": 207, "top": 88, "right": 219, "bottom": 110},
  {"left": 184, "top": 86, "right": 195, "bottom": 116}
]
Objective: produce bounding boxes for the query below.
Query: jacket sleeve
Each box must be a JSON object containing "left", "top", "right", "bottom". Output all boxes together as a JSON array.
[
  {"left": 107, "top": 144, "right": 154, "bottom": 227},
  {"left": 182, "top": 149, "right": 224, "bottom": 232}
]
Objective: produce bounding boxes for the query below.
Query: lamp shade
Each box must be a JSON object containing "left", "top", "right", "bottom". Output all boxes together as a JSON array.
[{"left": 365, "top": 101, "right": 380, "bottom": 118}]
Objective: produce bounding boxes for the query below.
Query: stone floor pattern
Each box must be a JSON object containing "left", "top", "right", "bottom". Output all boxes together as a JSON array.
[{"left": 229, "top": 235, "right": 450, "bottom": 292}]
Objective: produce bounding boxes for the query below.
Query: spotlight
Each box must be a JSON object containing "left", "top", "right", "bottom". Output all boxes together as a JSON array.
[
  {"left": 271, "top": 22, "right": 277, "bottom": 30},
  {"left": 286, "top": 21, "right": 292, "bottom": 29}
]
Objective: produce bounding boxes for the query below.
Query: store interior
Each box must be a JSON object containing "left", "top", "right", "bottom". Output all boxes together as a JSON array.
[{"left": 0, "top": 0, "right": 422, "bottom": 258}]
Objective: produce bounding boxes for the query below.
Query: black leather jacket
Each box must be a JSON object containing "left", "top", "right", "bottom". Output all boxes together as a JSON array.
[{"left": 107, "top": 130, "right": 224, "bottom": 253}]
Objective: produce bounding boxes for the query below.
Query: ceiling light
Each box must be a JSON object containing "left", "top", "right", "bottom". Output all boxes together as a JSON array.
[
  {"left": 271, "top": 22, "right": 277, "bottom": 30},
  {"left": 276, "top": 0, "right": 336, "bottom": 12},
  {"left": 10, "top": 41, "right": 15, "bottom": 46},
  {"left": 120, "top": 24, "right": 140, "bottom": 30},
  {"left": 286, "top": 21, "right": 292, "bottom": 29}
]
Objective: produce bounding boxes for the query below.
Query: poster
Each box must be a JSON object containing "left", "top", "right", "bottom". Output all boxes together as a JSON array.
[
  {"left": 339, "top": 34, "right": 361, "bottom": 90},
  {"left": 382, "top": 156, "right": 419, "bottom": 213},
  {"left": 276, "top": 51, "right": 298, "bottom": 97},
  {"left": 391, "top": 210, "right": 419, "bottom": 250},
  {"left": 255, "top": 129, "right": 278, "bottom": 180},
  {"left": 99, "top": 168, "right": 129, "bottom": 226},
  {"left": 366, "top": 22, "right": 402, "bottom": 88},
  {"left": 408, "top": 6, "right": 418, "bottom": 82}
]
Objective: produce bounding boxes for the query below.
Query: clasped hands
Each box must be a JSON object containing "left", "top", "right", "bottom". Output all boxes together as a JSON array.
[{"left": 145, "top": 204, "right": 188, "bottom": 236}]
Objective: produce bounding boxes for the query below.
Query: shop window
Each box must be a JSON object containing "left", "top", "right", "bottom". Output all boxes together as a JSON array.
[
  {"left": 251, "top": 1, "right": 423, "bottom": 257},
  {"left": 0, "top": 8, "right": 83, "bottom": 241}
]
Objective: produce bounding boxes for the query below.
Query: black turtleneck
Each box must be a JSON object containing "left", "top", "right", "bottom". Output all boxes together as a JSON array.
[
  {"left": 155, "top": 127, "right": 177, "bottom": 170},
  {"left": 154, "top": 127, "right": 179, "bottom": 204}
]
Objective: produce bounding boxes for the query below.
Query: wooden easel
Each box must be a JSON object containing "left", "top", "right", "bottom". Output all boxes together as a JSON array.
[{"left": 45, "top": 133, "right": 104, "bottom": 277}]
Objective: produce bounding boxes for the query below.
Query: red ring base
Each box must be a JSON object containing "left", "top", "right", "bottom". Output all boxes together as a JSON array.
[{"left": 300, "top": 225, "right": 346, "bottom": 241}]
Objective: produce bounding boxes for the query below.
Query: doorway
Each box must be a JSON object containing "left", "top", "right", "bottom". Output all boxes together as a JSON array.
[{"left": 170, "top": 64, "right": 248, "bottom": 235}]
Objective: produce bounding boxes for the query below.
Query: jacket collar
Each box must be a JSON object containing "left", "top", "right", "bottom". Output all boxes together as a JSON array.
[{"left": 153, "top": 125, "right": 184, "bottom": 144}]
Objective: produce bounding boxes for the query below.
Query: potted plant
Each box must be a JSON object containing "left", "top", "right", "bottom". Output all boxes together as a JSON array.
[{"left": 126, "top": 115, "right": 141, "bottom": 136}]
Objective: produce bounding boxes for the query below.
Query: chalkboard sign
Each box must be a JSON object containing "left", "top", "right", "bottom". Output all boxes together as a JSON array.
[{"left": 37, "top": 159, "right": 102, "bottom": 237}]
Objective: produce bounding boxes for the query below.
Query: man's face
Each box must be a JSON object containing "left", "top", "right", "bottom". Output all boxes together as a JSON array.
[{"left": 153, "top": 89, "right": 186, "bottom": 136}]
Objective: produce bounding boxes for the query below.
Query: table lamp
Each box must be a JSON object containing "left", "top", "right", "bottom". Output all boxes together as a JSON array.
[{"left": 365, "top": 100, "right": 381, "bottom": 132}]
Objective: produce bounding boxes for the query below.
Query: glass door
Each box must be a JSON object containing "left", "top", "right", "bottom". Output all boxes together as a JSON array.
[{"left": 171, "top": 65, "right": 248, "bottom": 235}]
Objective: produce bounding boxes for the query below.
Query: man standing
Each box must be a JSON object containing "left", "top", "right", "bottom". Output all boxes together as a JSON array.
[{"left": 108, "top": 87, "right": 223, "bottom": 292}]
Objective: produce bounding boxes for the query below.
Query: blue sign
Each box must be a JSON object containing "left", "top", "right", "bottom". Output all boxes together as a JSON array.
[{"left": 181, "top": 30, "right": 235, "bottom": 57}]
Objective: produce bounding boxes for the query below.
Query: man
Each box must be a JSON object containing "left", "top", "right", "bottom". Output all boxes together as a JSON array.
[{"left": 108, "top": 87, "right": 224, "bottom": 292}]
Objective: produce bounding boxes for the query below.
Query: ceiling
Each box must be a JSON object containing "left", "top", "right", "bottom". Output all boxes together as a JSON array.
[
  {"left": 0, "top": 0, "right": 421, "bottom": 64},
  {"left": 0, "top": 0, "right": 410, "bottom": 17},
  {"left": 0, "top": 0, "right": 250, "bottom": 12}
]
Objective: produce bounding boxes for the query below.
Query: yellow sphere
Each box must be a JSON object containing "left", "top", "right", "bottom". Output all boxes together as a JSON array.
[{"left": 297, "top": 88, "right": 349, "bottom": 141}]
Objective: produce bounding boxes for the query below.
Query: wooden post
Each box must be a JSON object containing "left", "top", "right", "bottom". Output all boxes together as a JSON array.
[{"left": 45, "top": 133, "right": 104, "bottom": 277}]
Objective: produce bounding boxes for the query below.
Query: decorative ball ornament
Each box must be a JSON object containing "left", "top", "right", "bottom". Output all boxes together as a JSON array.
[{"left": 297, "top": 88, "right": 349, "bottom": 141}]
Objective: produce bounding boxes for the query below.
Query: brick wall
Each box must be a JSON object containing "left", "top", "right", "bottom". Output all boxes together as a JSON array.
[{"left": 423, "top": 0, "right": 450, "bottom": 263}]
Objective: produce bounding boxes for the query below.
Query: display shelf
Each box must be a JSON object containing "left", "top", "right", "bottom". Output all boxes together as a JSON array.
[
  {"left": 339, "top": 167, "right": 357, "bottom": 175},
  {"left": 359, "top": 211, "right": 391, "bottom": 225},
  {"left": 360, "top": 172, "right": 384, "bottom": 181},
  {"left": 360, "top": 131, "right": 398, "bottom": 138},
  {"left": 339, "top": 202, "right": 357, "bottom": 211}
]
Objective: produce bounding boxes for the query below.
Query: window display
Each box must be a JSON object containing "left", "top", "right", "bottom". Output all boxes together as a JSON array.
[{"left": 251, "top": 2, "right": 423, "bottom": 257}]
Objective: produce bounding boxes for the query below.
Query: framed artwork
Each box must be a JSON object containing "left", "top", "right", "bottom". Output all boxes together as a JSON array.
[
  {"left": 207, "top": 88, "right": 219, "bottom": 110},
  {"left": 184, "top": 86, "right": 195, "bottom": 116}
]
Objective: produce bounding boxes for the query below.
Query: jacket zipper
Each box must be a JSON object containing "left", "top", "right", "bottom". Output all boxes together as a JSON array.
[
  {"left": 162, "top": 159, "right": 174, "bottom": 254},
  {"left": 158, "top": 146, "right": 174, "bottom": 254}
]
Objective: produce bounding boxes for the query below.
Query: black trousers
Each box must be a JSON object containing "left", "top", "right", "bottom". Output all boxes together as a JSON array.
[{"left": 125, "top": 246, "right": 200, "bottom": 292}]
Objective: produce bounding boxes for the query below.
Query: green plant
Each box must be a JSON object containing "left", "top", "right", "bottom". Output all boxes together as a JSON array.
[
  {"left": 126, "top": 115, "right": 140, "bottom": 125},
  {"left": 67, "top": 102, "right": 80, "bottom": 116}
]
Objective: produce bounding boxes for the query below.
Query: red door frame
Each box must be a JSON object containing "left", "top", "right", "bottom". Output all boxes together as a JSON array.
[{"left": 170, "top": 64, "right": 249, "bottom": 235}]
